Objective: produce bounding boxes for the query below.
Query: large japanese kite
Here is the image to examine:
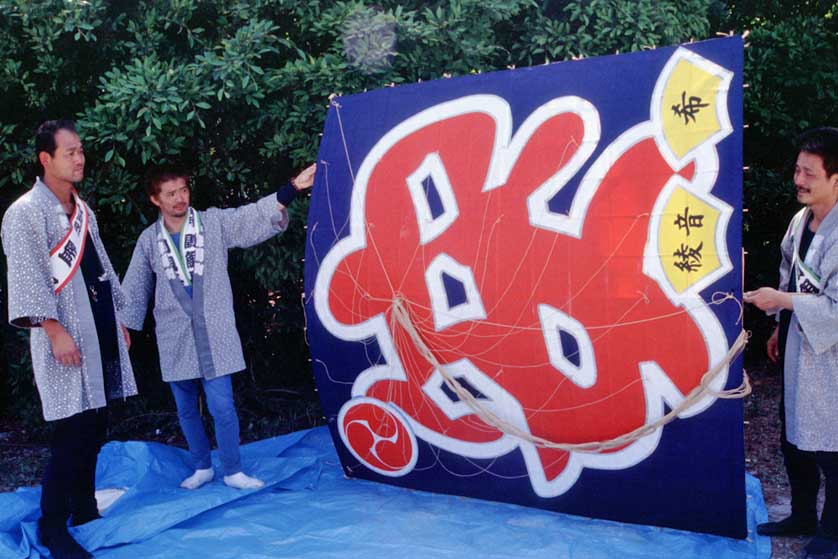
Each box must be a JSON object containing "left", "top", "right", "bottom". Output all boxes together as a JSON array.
[{"left": 305, "top": 37, "right": 745, "bottom": 538}]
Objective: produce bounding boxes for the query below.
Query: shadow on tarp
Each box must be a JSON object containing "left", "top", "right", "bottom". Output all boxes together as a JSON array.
[{"left": 0, "top": 427, "right": 770, "bottom": 559}]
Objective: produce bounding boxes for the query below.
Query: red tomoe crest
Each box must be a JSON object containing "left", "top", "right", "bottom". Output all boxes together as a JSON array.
[{"left": 313, "top": 47, "right": 736, "bottom": 498}]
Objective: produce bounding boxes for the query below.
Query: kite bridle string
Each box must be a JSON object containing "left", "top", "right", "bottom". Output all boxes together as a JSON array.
[{"left": 331, "top": 97, "right": 357, "bottom": 186}]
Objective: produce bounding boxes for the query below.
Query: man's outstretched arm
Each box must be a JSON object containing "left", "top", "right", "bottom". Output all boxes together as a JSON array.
[{"left": 218, "top": 163, "right": 317, "bottom": 249}]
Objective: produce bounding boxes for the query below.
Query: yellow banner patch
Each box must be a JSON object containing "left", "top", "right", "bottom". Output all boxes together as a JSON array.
[
  {"left": 657, "top": 185, "right": 722, "bottom": 294},
  {"left": 660, "top": 60, "right": 725, "bottom": 160}
]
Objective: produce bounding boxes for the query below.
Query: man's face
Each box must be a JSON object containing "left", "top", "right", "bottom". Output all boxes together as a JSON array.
[
  {"left": 794, "top": 151, "right": 838, "bottom": 209},
  {"left": 150, "top": 177, "right": 191, "bottom": 221},
  {"left": 41, "top": 129, "right": 85, "bottom": 185}
]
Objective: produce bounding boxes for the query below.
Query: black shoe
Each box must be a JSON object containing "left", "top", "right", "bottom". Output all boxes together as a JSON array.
[
  {"left": 70, "top": 510, "right": 101, "bottom": 527},
  {"left": 757, "top": 515, "right": 818, "bottom": 537},
  {"left": 803, "top": 534, "right": 838, "bottom": 558},
  {"left": 37, "top": 519, "right": 93, "bottom": 559}
]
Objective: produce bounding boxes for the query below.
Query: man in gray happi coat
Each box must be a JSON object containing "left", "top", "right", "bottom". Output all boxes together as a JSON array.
[
  {"left": 122, "top": 162, "right": 315, "bottom": 490},
  {"left": 2, "top": 120, "right": 137, "bottom": 559},
  {"left": 745, "top": 127, "right": 838, "bottom": 559}
]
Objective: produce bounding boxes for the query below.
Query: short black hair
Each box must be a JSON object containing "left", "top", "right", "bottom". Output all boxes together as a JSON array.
[
  {"left": 35, "top": 119, "right": 77, "bottom": 175},
  {"left": 796, "top": 127, "right": 838, "bottom": 177},
  {"left": 144, "top": 163, "right": 191, "bottom": 198}
]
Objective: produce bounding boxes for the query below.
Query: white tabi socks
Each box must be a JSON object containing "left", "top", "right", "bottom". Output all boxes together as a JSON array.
[
  {"left": 180, "top": 468, "right": 214, "bottom": 489},
  {"left": 223, "top": 472, "right": 265, "bottom": 490}
]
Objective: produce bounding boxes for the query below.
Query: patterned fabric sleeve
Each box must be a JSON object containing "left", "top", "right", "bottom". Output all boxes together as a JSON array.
[
  {"left": 1, "top": 202, "right": 60, "bottom": 328},
  {"left": 212, "top": 193, "right": 289, "bottom": 250}
]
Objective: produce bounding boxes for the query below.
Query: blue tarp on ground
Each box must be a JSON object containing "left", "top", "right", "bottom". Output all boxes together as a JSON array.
[{"left": 0, "top": 427, "right": 770, "bottom": 559}]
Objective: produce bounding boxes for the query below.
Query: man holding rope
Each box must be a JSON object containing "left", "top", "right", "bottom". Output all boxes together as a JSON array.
[
  {"left": 121, "top": 162, "right": 314, "bottom": 491},
  {"left": 744, "top": 127, "right": 838, "bottom": 558}
]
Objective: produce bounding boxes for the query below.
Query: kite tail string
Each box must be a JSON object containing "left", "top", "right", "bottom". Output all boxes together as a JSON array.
[{"left": 391, "top": 296, "right": 750, "bottom": 453}]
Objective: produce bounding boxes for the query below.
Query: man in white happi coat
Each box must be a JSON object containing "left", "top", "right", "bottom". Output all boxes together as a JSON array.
[
  {"left": 1, "top": 120, "right": 137, "bottom": 559},
  {"left": 745, "top": 127, "right": 838, "bottom": 559},
  {"left": 122, "top": 162, "right": 314, "bottom": 490}
]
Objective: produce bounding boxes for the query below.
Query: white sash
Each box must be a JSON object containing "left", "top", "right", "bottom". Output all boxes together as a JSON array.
[
  {"left": 50, "top": 194, "right": 89, "bottom": 294},
  {"left": 791, "top": 209, "right": 822, "bottom": 294},
  {"left": 156, "top": 207, "right": 204, "bottom": 287}
]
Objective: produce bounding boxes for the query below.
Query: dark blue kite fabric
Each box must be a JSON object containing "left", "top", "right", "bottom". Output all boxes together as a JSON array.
[{"left": 0, "top": 427, "right": 768, "bottom": 559}]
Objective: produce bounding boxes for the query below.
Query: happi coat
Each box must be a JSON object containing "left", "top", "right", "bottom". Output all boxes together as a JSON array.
[
  {"left": 778, "top": 203, "right": 838, "bottom": 451},
  {"left": 121, "top": 193, "right": 288, "bottom": 382},
  {"left": 1, "top": 179, "right": 137, "bottom": 421}
]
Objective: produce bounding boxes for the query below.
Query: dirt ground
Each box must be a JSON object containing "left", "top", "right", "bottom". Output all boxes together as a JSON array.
[{"left": 0, "top": 364, "right": 818, "bottom": 558}]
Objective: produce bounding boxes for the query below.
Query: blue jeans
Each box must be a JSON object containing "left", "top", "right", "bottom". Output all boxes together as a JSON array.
[{"left": 169, "top": 375, "right": 242, "bottom": 476}]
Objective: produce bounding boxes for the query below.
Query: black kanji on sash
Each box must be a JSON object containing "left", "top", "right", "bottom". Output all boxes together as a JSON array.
[
  {"left": 58, "top": 240, "right": 77, "bottom": 267},
  {"left": 73, "top": 211, "right": 83, "bottom": 233},
  {"left": 799, "top": 278, "right": 818, "bottom": 294}
]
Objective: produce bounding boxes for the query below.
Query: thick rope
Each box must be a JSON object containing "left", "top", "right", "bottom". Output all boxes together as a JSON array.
[{"left": 391, "top": 296, "right": 749, "bottom": 452}]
